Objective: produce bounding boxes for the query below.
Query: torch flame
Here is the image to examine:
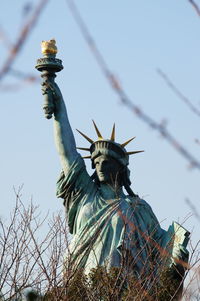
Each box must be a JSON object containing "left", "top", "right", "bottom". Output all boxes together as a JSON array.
[{"left": 41, "top": 39, "right": 57, "bottom": 55}]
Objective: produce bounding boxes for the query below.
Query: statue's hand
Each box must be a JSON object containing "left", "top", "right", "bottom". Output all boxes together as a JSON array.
[
  {"left": 41, "top": 80, "right": 63, "bottom": 118},
  {"left": 41, "top": 80, "right": 62, "bottom": 100}
]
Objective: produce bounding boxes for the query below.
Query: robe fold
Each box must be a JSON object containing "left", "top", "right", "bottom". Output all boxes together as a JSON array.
[{"left": 57, "top": 155, "right": 169, "bottom": 276}]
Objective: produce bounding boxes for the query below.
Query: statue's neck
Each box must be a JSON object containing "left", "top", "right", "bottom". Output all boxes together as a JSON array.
[{"left": 99, "top": 183, "right": 124, "bottom": 200}]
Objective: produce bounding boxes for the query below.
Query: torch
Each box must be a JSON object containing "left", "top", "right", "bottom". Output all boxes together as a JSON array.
[{"left": 35, "top": 39, "right": 63, "bottom": 119}]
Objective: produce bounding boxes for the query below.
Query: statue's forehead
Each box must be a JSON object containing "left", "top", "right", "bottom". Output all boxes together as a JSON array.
[
  {"left": 94, "top": 154, "right": 110, "bottom": 161},
  {"left": 94, "top": 154, "right": 119, "bottom": 164}
]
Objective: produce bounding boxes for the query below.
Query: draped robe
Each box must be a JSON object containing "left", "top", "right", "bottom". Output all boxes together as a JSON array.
[{"left": 57, "top": 155, "right": 170, "bottom": 277}]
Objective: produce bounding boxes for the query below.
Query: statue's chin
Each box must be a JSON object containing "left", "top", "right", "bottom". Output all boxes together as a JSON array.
[
  {"left": 98, "top": 177, "right": 107, "bottom": 183},
  {"left": 98, "top": 176, "right": 110, "bottom": 184}
]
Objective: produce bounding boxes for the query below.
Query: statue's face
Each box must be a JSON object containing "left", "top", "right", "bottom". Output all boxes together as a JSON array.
[{"left": 94, "top": 155, "right": 122, "bottom": 185}]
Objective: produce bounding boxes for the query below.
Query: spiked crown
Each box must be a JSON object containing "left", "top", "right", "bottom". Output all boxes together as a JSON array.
[{"left": 77, "top": 121, "right": 144, "bottom": 168}]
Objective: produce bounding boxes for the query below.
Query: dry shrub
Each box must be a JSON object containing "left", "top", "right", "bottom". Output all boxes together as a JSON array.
[{"left": 0, "top": 191, "right": 199, "bottom": 300}]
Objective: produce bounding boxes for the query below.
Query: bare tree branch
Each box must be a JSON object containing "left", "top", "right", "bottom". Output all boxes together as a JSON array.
[
  {"left": 157, "top": 69, "right": 200, "bottom": 119},
  {"left": 66, "top": 0, "right": 200, "bottom": 171},
  {"left": 185, "top": 198, "right": 200, "bottom": 223},
  {"left": 188, "top": 0, "right": 200, "bottom": 16},
  {"left": 0, "top": 0, "right": 49, "bottom": 81}
]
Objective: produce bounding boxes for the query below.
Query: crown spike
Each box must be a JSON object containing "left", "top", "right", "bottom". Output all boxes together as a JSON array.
[
  {"left": 110, "top": 123, "right": 115, "bottom": 141},
  {"left": 77, "top": 147, "right": 90, "bottom": 151},
  {"left": 126, "top": 150, "right": 144, "bottom": 155},
  {"left": 92, "top": 120, "right": 103, "bottom": 140},
  {"left": 121, "top": 137, "right": 136, "bottom": 148},
  {"left": 82, "top": 155, "right": 91, "bottom": 159},
  {"left": 76, "top": 129, "right": 94, "bottom": 144}
]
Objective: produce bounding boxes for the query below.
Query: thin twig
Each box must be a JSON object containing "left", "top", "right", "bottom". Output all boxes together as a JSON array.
[
  {"left": 0, "top": 26, "right": 12, "bottom": 49},
  {"left": 188, "top": 0, "right": 200, "bottom": 16},
  {"left": 66, "top": 0, "right": 200, "bottom": 171},
  {"left": 185, "top": 198, "right": 200, "bottom": 223},
  {"left": 0, "top": 0, "right": 49, "bottom": 81},
  {"left": 157, "top": 69, "right": 200, "bottom": 118}
]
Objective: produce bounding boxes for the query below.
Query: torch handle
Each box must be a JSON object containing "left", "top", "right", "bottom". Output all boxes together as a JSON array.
[
  {"left": 42, "top": 91, "right": 54, "bottom": 119},
  {"left": 41, "top": 70, "right": 56, "bottom": 119}
]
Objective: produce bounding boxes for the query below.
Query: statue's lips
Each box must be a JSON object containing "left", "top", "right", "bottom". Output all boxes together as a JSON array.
[{"left": 98, "top": 172, "right": 106, "bottom": 177}]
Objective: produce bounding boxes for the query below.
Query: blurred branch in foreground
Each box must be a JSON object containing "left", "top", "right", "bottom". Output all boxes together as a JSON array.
[
  {"left": 188, "top": 0, "right": 200, "bottom": 16},
  {"left": 9, "top": 68, "right": 39, "bottom": 81},
  {"left": 0, "top": 69, "right": 40, "bottom": 92},
  {"left": 0, "top": 0, "right": 49, "bottom": 82},
  {"left": 185, "top": 198, "right": 200, "bottom": 223},
  {"left": 0, "top": 81, "right": 37, "bottom": 92},
  {"left": 66, "top": 0, "right": 200, "bottom": 171},
  {"left": 157, "top": 69, "right": 200, "bottom": 119},
  {"left": 195, "top": 138, "right": 200, "bottom": 146},
  {"left": 0, "top": 26, "right": 12, "bottom": 49}
]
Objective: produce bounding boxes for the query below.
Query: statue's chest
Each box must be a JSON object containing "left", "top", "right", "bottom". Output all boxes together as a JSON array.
[
  {"left": 75, "top": 195, "right": 130, "bottom": 232},
  {"left": 76, "top": 197, "right": 97, "bottom": 230}
]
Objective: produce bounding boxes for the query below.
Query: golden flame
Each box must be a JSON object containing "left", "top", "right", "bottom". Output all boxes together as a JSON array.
[{"left": 41, "top": 39, "right": 57, "bottom": 55}]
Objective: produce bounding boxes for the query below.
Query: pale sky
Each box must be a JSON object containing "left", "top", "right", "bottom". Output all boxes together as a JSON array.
[{"left": 0, "top": 0, "right": 200, "bottom": 288}]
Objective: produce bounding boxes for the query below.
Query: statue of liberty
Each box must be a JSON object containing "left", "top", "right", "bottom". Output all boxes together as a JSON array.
[{"left": 36, "top": 40, "right": 189, "bottom": 296}]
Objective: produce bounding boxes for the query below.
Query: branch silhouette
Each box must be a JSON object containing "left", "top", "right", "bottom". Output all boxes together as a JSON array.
[
  {"left": 66, "top": 0, "right": 200, "bottom": 171},
  {"left": 157, "top": 69, "right": 200, "bottom": 119},
  {"left": 0, "top": 0, "right": 49, "bottom": 81},
  {"left": 188, "top": 0, "right": 200, "bottom": 16}
]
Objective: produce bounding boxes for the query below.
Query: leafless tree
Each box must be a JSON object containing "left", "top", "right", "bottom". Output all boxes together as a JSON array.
[{"left": 0, "top": 190, "right": 199, "bottom": 300}]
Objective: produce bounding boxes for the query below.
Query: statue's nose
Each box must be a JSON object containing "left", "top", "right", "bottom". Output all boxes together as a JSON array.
[
  {"left": 99, "top": 162, "right": 103, "bottom": 171},
  {"left": 99, "top": 162, "right": 106, "bottom": 171}
]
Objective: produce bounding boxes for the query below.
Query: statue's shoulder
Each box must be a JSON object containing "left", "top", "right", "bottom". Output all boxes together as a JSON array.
[{"left": 126, "top": 195, "right": 152, "bottom": 210}]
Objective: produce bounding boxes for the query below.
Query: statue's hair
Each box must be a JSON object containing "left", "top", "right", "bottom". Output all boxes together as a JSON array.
[
  {"left": 77, "top": 122, "right": 143, "bottom": 197},
  {"left": 91, "top": 164, "right": 137, "bottom": 198}
]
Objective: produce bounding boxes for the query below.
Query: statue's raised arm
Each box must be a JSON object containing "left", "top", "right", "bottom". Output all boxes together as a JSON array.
[
  {"left": 44, "top": 80, "right": 78, "bottom": 173},
  {"left": 36, "top": 39, "right": 78, "bottom": 174}
]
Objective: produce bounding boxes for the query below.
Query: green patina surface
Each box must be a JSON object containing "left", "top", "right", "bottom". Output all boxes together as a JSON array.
[
  {"left": 36, "top": 43, "right": 189, "bottom": 298},
  {"left": 57, "top": 154, "right": 174, "bottom": 277}
]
